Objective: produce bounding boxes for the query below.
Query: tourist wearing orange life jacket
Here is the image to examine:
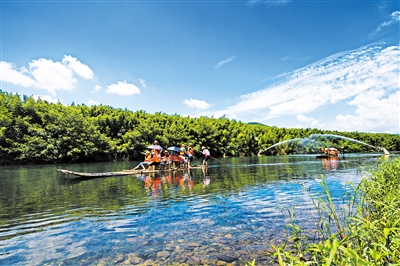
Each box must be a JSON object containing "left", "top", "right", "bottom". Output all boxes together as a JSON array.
[
  {"left": 149, "top": 149, "right": 162, "bottom": 170},
  {"left": 169, "top": 152, "right": 184, "bottom": 168},
  {"left": 133, "top": 151, "right": 153, "bottom": 170}
]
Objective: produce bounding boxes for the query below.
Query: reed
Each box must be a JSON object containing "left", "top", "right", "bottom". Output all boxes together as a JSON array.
[{"left": 267, "top": 157, "right": 400, "bottom": 265}]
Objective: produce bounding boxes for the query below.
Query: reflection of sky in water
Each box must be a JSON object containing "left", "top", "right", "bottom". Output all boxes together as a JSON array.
[
  {"left": 25, "top": 228, "right": 87, "bottom": 265},
  {"left": 0, "top": 155, "right": 389, "bottom": 265}
]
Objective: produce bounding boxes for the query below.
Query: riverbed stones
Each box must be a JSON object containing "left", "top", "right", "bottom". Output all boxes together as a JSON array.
[
  {"left": 121, "top": 253, "right": 143, "bottom": 265},
  {"left": 98, "top": 228, "right": 287, "bottom": 265},
  {"left": 157, "top": 250, "right": 170, "bottom": 259},
  {"left": 187, "top": 242, "right": 201, "bottom": 248},
  {"left": 154, "top": 233, "right": 165, "bottom": 238},
  {"left": 186, "top": 256, "right": 201, "bottom": 264},
  {"left": 217, "top": 254, "right": 238, "bottom": 263},
  {"left": 112, "top": 253, "right": 124, "bottom": 264},
  {"left": 225, "top": 233, "right": 233, "bottom": 238}
]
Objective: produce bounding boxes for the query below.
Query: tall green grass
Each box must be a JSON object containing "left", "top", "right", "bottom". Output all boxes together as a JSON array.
[{"left": 269, "top": 157, "right": 400, "bottom": 265}]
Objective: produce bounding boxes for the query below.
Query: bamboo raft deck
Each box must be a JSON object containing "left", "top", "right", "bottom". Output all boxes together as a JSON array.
[
  {"left": 57, "top": 169, "right": 145, "bottom": 179},
  {"left": 57, "top": 166, "right": 205, "bottom": 180}
]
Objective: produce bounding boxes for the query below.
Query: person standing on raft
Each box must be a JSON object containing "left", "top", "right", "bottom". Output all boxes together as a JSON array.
[
  {"left": 150, "top": 149, "right": 162, "bottom": 171},
  {"left": 187, "top": 143, "right": 195, "bottom": 168},
  {"left": 201, "top": 146, "right": 210, "bottom": 167}
]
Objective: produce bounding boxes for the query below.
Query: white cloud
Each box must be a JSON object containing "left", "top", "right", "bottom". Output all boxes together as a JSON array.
[
  {"left": 62, "top": 55, "right": 94, "bottom": 79},
  {"left": 88, "top": 99, "right": 100, "bottom": 106},
  {"left": 29, "top": 58, "right": 77, "bottom": 95},
  {"left": 32, "top": 94, "right": 59, "bottom": 104},
  {"left": 92, "top": 85, "right": 101, "bottom": 92},
  {"left": 297, "top": 114, "right": 319, "bottom": 127},
  {"left": 297, "top": 114, "right": 312, "bottom": 122},
  {"left": 138, "top": 78, "right": 146, "bottom": 88},
  {"left": 106, "top": 80, "right": 140, "bottom": 96},
  {"left": 215, "top": 56, "right": 236, "bottom": 69},
  {"left": 0, "top": 61, "right": 35, "bottom": 87},
  {"left": 212, "top": 42, "right": 399, "bottom": 133},
  {"left": 183, "top": 98, "right": 211, "bottom": 109},
  {"left": 374, "top": 10, "right": 400, "bottom": 33},
  {"left": 0, "top": 56, "right": 95, "bottom": 96},
  {"left": 330, "top": 90, "right": 399, "bottom": 133}
]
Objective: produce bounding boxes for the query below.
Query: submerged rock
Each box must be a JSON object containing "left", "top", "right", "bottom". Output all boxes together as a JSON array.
[
  {"left": 187, "top": 242, "right": 201, "bottom": 248},
  {"left": 216, "top": 254, "right": 238, "bottom": 263},
  {"left": 157, "top": 250, "right": 170, "bottom": 259},
  {"left": 113, "top": 253, "right": 124, "bottom": 264},
  {"left": 121, "top": 253, "right": 143, "bottom": 265}
]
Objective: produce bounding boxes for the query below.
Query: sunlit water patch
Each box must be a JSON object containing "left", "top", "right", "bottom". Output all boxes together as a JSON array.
[{"left": 0, "top": 154, "right": 391, "bottom": 265}]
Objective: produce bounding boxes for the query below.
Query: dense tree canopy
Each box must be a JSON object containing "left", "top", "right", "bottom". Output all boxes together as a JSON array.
[{"left": 1, "top": 90, "right": 398, "bottom": 164}]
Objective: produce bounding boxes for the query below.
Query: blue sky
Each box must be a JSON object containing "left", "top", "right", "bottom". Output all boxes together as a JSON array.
[{"left": 1, "top": 0, "right": 399, "bottom": 134}]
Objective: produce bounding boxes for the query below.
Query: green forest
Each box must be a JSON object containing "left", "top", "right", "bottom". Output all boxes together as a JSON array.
[{"left": 1, "top": 90, "right": 399, "bottom": 165}]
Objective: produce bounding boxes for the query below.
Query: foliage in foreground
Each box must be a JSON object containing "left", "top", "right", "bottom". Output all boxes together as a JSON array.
[
  {"left": 269, "top": 157, "right": 400, "bottom": 265},
  {"left": 1, "top": 90, "right": 399, "bottom": 164}
]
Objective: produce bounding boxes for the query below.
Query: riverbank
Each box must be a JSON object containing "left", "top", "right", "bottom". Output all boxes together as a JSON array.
[{"left": 270, "top": 156, "right": 400, "bottom": 265}]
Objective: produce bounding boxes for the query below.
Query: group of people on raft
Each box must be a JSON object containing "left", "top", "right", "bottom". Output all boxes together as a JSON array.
[
  {"left": 133, "top": 140, "right": 211, "bottom": 171},
  {"left": 320, "top": 147, "right": 345, "bottom": 157}
]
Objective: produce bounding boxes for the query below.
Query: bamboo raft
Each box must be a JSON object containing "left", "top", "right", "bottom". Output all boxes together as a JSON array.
[
  {"left": 57, "top": 166, "right": 205, "bottom": 180},
  {"left": 57, "top": 169, "right": 146, "bottom": 179}
]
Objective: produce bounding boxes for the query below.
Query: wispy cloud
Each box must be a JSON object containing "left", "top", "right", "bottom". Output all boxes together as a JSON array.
[
  {"left": 206, "top": 42, "right": 399, "bottom": 133},
  {"left": 214, "top": 56, "right": 236, "bottom": 69},
  {"left": 92, "top": 85, "right": 101, "bottom": 93},
  {"left": 280, "top": 55, "right": 312, "bottom": 62},
  {"left": 248, "top": 0, "right": 291, "bottom": 7},
  {"left": 183, "top": 98, "right": 211, "bottom": 109},
  {"left": 373, "top": 10, "right": 400, "bottom": 34},
  {"left": 138, "top": 78, "right": 146, "bottom": 88},
  {"left": 106, "top": 80, "right": 140, "bottom": 96},
  {"left": 0, "top": 55, "right": 94, "bottom": 96}
]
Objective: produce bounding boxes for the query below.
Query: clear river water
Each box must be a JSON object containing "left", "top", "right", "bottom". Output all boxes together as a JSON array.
[{"left": 0, "top": 154, "right": 389, "bottom": 265}]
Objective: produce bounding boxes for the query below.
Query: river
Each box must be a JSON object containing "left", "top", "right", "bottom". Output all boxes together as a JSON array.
[{"left": 0, "top": 154, "right": 388, "bottom": 265}]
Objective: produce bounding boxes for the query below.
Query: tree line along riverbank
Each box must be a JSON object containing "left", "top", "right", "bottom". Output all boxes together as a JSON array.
[
  {"left": 1, "top": 90, "right": 399, "bottom": 164},
  {"left": 267, "top": 157, "right": 400, "bottom": 265}
]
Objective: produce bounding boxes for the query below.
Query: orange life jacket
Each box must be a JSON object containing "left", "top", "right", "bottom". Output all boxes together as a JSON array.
[{"left": 153, "top": 152, "right": 161, "bottom": 162}]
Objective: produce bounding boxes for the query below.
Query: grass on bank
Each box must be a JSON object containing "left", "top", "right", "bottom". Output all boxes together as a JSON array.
[{"left": 268, "top": 156, "right": 400, "bottom": 265}]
